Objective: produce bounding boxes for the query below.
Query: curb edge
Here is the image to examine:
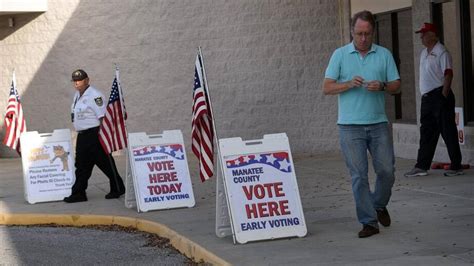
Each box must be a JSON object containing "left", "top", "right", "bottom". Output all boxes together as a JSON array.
[{"left": 0, "top": 213, "right": 230, "bottom": 266}]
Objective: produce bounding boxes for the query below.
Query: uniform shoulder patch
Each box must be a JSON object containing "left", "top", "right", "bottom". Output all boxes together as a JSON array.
[{"left": 94, "top": 97, "right": 103, "bottom": 107}]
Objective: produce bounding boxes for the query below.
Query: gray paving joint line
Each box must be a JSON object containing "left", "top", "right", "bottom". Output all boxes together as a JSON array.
[
  {"left": 450, "top": 252, "right": 474, "bottom": 263},
  {"left": 399, "top": 186, "right": 474, "bottom": 201}
]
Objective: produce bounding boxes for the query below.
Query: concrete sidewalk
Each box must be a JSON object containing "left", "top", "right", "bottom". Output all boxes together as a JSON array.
[{"left": 0, "top": 154, "right": 473, "bottom": 265}]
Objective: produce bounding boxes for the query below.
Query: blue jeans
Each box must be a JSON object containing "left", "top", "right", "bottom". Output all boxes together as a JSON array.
[{"left": 339, "top": 122, "right": 395, "bottom": 228}]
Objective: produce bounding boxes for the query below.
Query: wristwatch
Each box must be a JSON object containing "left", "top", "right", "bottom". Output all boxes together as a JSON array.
[{"left": 380, "top": 81, "right": 386, "bottom": 91}]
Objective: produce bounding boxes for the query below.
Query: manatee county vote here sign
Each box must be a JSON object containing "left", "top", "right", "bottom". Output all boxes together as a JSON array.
[{"left": 219, "top": 134, "right": 307, "bottom": 244}]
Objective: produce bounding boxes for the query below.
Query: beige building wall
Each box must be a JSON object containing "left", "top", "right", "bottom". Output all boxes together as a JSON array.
[
  {"left": 0, "top": 0, "right": 348, "bottom": 157},
  {"left": 2, "top": 0, "right": 472, "bottom": 165}
]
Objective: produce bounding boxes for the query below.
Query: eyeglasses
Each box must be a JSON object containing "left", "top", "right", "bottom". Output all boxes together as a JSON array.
[{"left": 353, "top": 32, "right": 373, "bottom": 38}]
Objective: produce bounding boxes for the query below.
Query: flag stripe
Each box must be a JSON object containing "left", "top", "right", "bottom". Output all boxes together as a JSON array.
[
  {"left": 191, "top": 54, "right": 214, "bottom": 182},
  {"left": 99, "top": 74, "right": 128, "bottom": 154}
]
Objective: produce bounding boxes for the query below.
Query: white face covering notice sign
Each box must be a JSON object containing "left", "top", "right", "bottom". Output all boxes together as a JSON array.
[{"left": 21, "top": 129, "right": 75, "bottom": 204}]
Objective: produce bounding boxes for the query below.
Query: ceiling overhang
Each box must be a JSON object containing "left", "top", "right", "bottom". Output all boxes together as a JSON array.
[{"left": 0, "top": 0, "right": 47, "bottom": 15}]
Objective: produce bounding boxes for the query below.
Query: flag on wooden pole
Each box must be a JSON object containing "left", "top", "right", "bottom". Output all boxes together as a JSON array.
[
  {"left": 3, "top": 71, "right": 26, "bottom": 153},
  {"left": 99, "top": 69, "right": 127, "bottom": 154},
  {"left": 192, "top": 54, "right": 214, "bottom": 182}
]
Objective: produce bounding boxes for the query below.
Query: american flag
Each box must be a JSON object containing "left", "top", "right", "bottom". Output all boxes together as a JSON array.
[
  {"left": 99, "top": 71, "right": 127, "bottom": 154},
  {"left": 3, "top": 72, "right": 26, "bottom": 153},
  {"left": 192, "top": 54, "right": 214, "bottom": 182}
]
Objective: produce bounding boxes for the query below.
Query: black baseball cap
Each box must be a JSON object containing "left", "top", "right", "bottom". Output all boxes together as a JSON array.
[{"left": 71, "top": 69, "right": 88, "bottom": 81}]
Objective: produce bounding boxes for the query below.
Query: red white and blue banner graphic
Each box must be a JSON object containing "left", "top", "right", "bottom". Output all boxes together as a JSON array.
[
  {"left": 133, "top": 144, "right": 185, "bottom": 160},
  {"left": 225, "top": 152, "right": 292, "bottom": 173}
]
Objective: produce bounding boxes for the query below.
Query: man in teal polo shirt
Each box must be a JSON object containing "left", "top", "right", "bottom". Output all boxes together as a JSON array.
[{"left": 323, "top": 10, "right": 401, "bottom": 238}]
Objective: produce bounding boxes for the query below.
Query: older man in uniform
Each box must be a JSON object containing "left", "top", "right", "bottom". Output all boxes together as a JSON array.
[{"left": 64, "top": 69, "right": 125, "bottom": 203}]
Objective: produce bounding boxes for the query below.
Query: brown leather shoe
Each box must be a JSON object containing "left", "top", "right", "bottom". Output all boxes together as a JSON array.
[
  {"left": 358, "top": 225, "right": 379, "bottom": 238},
  {"left": 376, "top": 208, "right": 391, "bottom": 227}
]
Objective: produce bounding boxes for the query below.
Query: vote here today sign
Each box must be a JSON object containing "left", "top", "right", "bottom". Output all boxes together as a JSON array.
[
  {"left": 130, "top": 141, "right": 195, "bottom": 212},
  {"left": 219, "top": 134, "right": 307, "bottom": 244}
]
